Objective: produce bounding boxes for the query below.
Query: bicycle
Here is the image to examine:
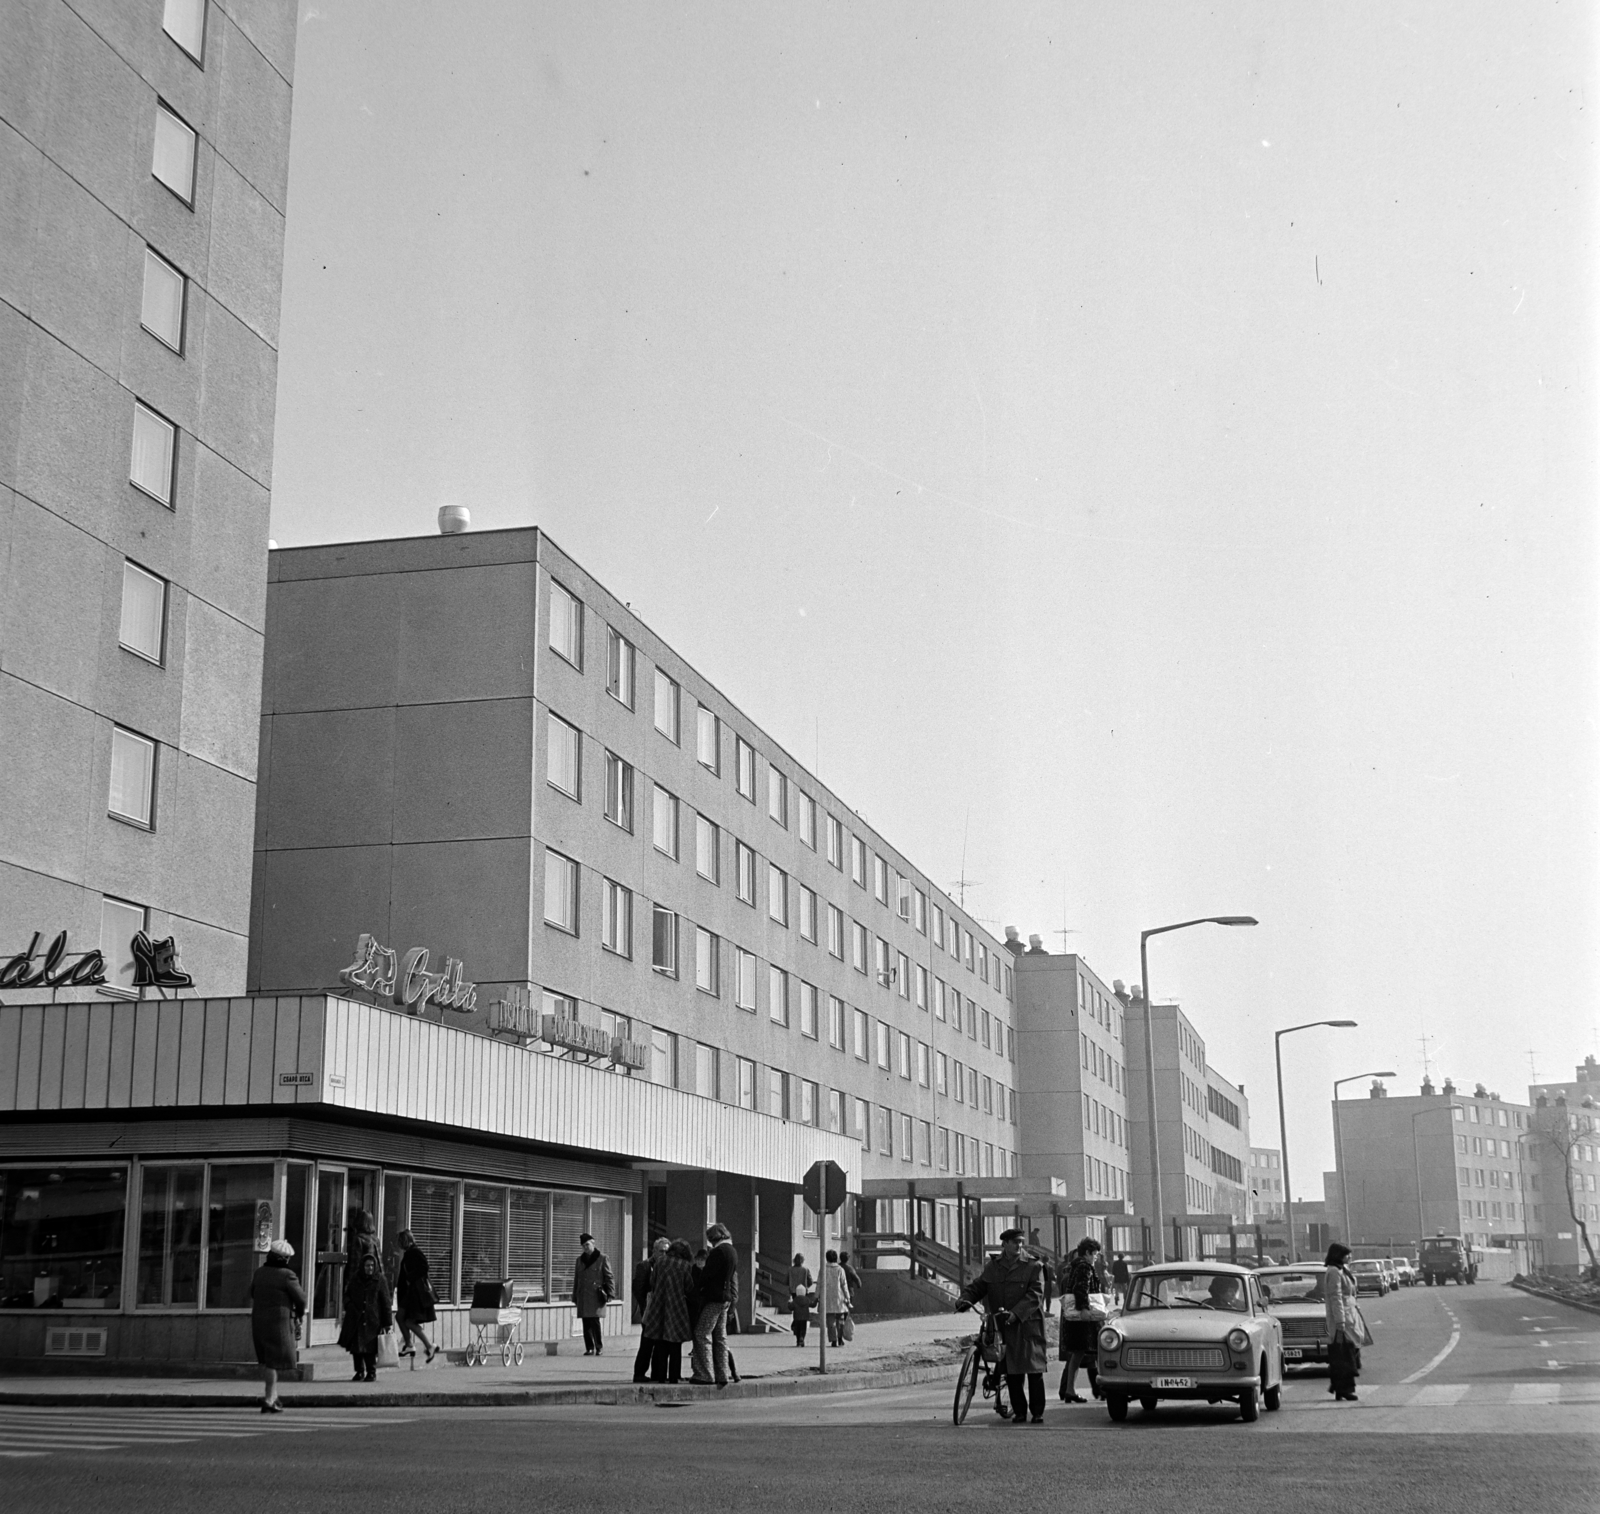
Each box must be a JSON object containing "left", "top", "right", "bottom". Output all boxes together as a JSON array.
[{"left": 953, "top": 1304, "right": 1013, "bottom": 1425}]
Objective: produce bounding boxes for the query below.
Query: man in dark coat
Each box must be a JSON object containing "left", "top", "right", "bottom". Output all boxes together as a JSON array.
[
  {"left": 956, "top": 1228, "right": 1049, "bottom": 1424},
  {"left": 689, "top": 1223, "right": 738, "bottom": 1386},
  {"left": 572, "top": 1232, "right": 615, "bottom": 1355}
]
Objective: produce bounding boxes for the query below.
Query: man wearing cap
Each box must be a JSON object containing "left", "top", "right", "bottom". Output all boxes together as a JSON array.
[
  {"left": 955, "top": 1228, "right": 1049, "bottom": 1424},
  {"left": 572, "top": 1231, "right": 615, "bottom": 1356}
]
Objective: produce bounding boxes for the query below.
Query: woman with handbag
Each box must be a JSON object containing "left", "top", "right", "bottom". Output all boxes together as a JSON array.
[
  {"left": 787, "top": 1252, "right": 814, "bottom": 1347},
  {"left": 394, "top": 1229, "right": 439, "bottom": 1364},
  {"left": 1324, "top": 1243, "right": 1363, "bottom": 1401},
  {"left": 1056, "top": 1237, "right": 1104, "bottom": 1404},
  {"left": 249, "top": 1238, "right": 305, "bottom": 1413}
]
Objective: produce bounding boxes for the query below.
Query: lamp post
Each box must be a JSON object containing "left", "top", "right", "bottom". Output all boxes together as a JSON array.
[
  {"left": 1276, "top": 1020, "right": 1357, "bottom": 1262},
  {"left": 1140, "top": 915, "right": 1257, "bottom": 1259},
  {"left": 1333, "top": 1070, "right": 1397, "bottom": 1245},
  {"left": 1411, "top": 1104, "right": 1459, "bottom": 1249}
]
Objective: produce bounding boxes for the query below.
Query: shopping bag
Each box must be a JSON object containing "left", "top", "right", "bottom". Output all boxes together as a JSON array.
[
  {"left": 374, "top": 1329, "right": 399, "bottom": 1370},
  {"left": 839, "top": 1313, "right": 855, "bottom": 1342},
  {"left": 1352, "top": 1306, "right": 1375, "bottom": 1347}
]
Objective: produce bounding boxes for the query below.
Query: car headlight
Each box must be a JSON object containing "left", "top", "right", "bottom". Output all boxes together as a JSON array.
[
  {"left": 1099, "top": 1326, "right": 1122, "bottom": 1352},
  {"left": 1226, "top": 1328, "right": 1250, "bottom": 1353}
]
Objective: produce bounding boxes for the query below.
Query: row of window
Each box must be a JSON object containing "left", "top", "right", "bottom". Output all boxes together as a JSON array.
[
  {"left": 1459, "top": 1166, "right": 1529, "bottom": 1192},
  {"left": 1210, "top": 1147, "right": 1244, "bottom": 1184},
  {"left": 1086, "top": 1155, "right": 1127, "bottom": 1200},
  {"left": 1081, "top": 1033, "right": 1123, "bottom": 1095},
  {"left": 1462, "top": 1200, "right": 1522, "bottom": 1222},
  {"left": 1084, "top": 1095, "right": 1126, "bottom": 1149},
  {"left": 544, "top": 589, "right": 1011, "bottom": 993},
  {"left": 1078, "top": 975, "right": 1123, "bottom": 1043},
  {"left": 1207, "top": 1084, "right": 1242, "bottom": 1129}
]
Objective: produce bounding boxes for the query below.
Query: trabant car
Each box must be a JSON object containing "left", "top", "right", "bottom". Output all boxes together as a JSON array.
[
  {"left": 1349, "top": 1258, "right": 1388, "bottom": 1296},
  {"left": 1255, "top": 1264, "right": 1332, "bottom": 1367},
  {"left": 1095, "top": 1263, "right": 1285, "bottom": 1422},
  {"left": 1388, "top": 1257, "right": 1416, "bottom": 1287}
]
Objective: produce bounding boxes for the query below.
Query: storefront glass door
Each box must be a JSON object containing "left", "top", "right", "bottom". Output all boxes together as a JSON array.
[{"left": 310, "top": 1167, "right": 347, "bottom": 1344}]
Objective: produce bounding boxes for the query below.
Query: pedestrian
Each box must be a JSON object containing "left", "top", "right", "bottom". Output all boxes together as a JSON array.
[
  {"left": 1057, "top": 1237, "right": 1104, "bottom": 1404},
  {"left": 689, "top": 1222, "right": 738, "bottom": 1386},
  {"left": 338, "top": 1251, "right": 392, "bottom": 1383},
  {"left": 820, "top": 1248, "right": 849, "bottom": 1347},
  {"left": 641, "top": 1239, "right": 696, "bottom": 1383},
  {"left": 1111, "top": 1252, "right": 1131, "bottom": 1304},
  {"left": 393, "top": 1229, "right": 438, "bottom": 1365},
  {"left": 249, "top": 1237, "right": 304, "bottom": 1413},
  {"left": 1324, "top": 1243, "right": 1363, "bottom": 1402},
  {"left": 633, "top": 1237, "right": 670, "bottom": 1383},
  {"left": 572, "top": 1231, "right": 615, "bottom": 1356},
  {"left": 955, "top": 1228, "right": 1049, "bottom": 1424},
  {"left": 839, "top": 1249, "right": 863, "bottom": 1304},
  {"left": 787, "top": 1252, "right": 814, "bottom": 1347}
]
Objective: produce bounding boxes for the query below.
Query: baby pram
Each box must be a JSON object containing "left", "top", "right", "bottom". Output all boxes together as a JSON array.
[{"left": 465, "top": 1278, "right": 524, "bottom": 1366}]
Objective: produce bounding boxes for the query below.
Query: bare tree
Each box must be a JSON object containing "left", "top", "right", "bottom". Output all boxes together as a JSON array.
[{"left": 1532, "top": 1096, "right": 1598, "bottom": 1277}]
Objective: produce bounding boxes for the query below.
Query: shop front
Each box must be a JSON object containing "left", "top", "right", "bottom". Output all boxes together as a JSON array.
[{"left": 0, "top": 994, "right": 856, "bottom": 1368}]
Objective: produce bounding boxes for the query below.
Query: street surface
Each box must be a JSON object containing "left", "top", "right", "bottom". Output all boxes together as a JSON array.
[{"left": 5, "top": 1284, "right": 1595, "bottom": 1513}]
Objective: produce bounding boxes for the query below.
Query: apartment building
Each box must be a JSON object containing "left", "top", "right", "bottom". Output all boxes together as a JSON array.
[
  {"left": 1205, "top": 1068, "right": 1250, "bottom": 1224},
  {"left": 1, "top": 0, "right": 295, "bottom": 997},
  {"left": 1121, "top": 989, "right": 1221, "bottom": 1219},
  {"left": 1528, "top": 1055, "right": 1600, "bottom": 1275},
  {"left": 1249, "top": 1147, "right": 1284, "bottom": 1222}
]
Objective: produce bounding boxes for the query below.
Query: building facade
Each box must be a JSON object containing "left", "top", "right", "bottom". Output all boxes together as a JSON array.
[
  {"left": 1528, "top": 1056, "right": 1600, "bottom": 1275},
  {"left": 1249, "top": 1147, "right": 1284, "bottom": 1223},
  {"left": 2, "top": 0, "right": 295, "bottom": 999},
  {"left": 1204, "top": 1067, "right": 1250, "bottom": 1224}
]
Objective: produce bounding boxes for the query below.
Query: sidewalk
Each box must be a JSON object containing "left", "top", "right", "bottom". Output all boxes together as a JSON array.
[{"left": 0, "top": 1313, "right": 970, "bottom": 1408}]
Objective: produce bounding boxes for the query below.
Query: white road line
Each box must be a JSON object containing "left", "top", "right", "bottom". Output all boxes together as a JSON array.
[
  {"left": 1401, "top": 1299, "right": 1461, "bottom": 1384},
  {"left": 1409, "top": 1383, "right": 1470, "bottom": 1407},
  {"left": 1511, "top": 1382, "right": 1562, "bottom": 1404}
]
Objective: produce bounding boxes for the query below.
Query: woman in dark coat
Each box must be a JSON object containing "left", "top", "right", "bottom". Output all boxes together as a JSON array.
[
  {"left": 1324, "top": 1243, "right": 1362, "bottom": 1401},
  {"left": 632, "top": 1237, "right": 671, "bottom": 1383},
  {"left": 393, "top": 1229, "right": 438, "bottom": 1364},
  {"left": 787, "top": 1252, "right": 814, "bottom": 1348},
  {"left": 1057, "top": 1237, "right": 1103, "bottom": 1404},
  {"left": 640, "top": 1239, "right": 697, "bottom": 1383},
  {"left": 249, "top": 1237, "right": 305, "bottom": 1413},
  {"left": 339, "top": 1252, "right": 393, "bottom": 1382}
]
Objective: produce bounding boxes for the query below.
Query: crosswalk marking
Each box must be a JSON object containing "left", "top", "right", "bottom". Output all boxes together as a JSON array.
[
  {"left": 0, "top": 1408, "right": 415, "bottom": 1461},
  {"left": 1510, "top": 1382, "right": 1562, "bottom": 1405},
  {"left": 1409, "top": 1383, "right": 1470, "bottom": 1407}
]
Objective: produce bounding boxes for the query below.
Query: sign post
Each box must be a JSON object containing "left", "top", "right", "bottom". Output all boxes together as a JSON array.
[{"left": 803, "top": 1160, "right": 847, "bottom": 1376}]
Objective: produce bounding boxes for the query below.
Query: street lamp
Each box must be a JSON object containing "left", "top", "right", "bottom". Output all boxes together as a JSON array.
[
  {"left": 1276, "top": 1020, "right": 1357, "bottom": 1262},
  {"left": 1411, "top": 1104, "right": 1459, "bottom": 1250},
  {"left": 1140, "top": 916, "right": 1258, "bottom": 1259},
  {"left": 1334, "top": 1070, "right": 1397, "bottom": 1245}
]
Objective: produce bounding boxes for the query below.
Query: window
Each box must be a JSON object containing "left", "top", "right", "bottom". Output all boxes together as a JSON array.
[
  {"left": 799, "top": 886, "right": 817, "bottom": 942},
  {"left": 152, "top": 102, "right": 196, "bottom": 203},
  {"left": 826, "top": 814, "right": 843, "bottom": 869},
  {"left": 873, "top": 854, "right": 889, "bottom": 903},
  {"left": 737, "top": 1058, "right": 756, "bottom": 1111},
  {"left": 603, "top": 752, "right": 633, "bottom": 830},
  {"left": 896, "top": 1031, "right": 912, "bottom": 1079},
  {"left": 601, "top": 879, "right": 632, "bottom": 956},
  {"left": 852, "top": 1009, "right": 869, "bottom": 1060},
  {"left": 875, "top": 1021, "right": 891, "bottom": 1070},
  {"left": 934, "top": 978, "right": 947, "bottom": 1022},
  {"left": 130, "top": 402, "right": 176, "bottom": 505},
  {"left": 851, "top": 922, "right": 868, "bottom": 973},
  {"left": 653, "top": 669, "right": 680, "bottom": 742},
  {"left": 652, "top": 785, "right": 679, "bottom": 858},
  {"left": 546, "top": 714, "right": 580, "bottom": 798},
  {"left": 736, "top": 737, "right": 756, "bottom": 800},
  {"left": 981, "top": 1010, "right": 992, "bottom": 1050},
  {"left": 874, "top": 936, "right": 891, "bottom": 986},
  {"left": 768, "top": 864, "right": 788, "bottom": 925},
  {"left": 696, "top": 706, "right": 720, "bottom": 772},
  {"left": 767, "top": 766, "right": 787, "bottom": 826},
  {"left": 2, "top": 1165, "right": 128, "bottom": 1310},
  {"left": 119, "top": 562, "right": 167, "bottom": 663},
  {"left": 162, "top": 0, "right": 206, "bottom": 59},
  {"left": 797, "top": 793, "right": 816, "bottom": 848},
  {"left": 983, "top": 1076, "right": 993, "bottom": 1114},
  {"left": 768, "top": 966, "right": 788, "bottom": 1025},
  {"left": 544, "top": 850, "right": 578, "bottom": 932},
  {"left": 799, "top": 1079, "right": 818, "bottom": 1125},
  {"left": 109, "top": 726, "right": 157, "bottom": 827},
  {"left": 917, "top": 1041, "right": 930, "bottom": 1087},
  {"left": 694, "top": 1042, "right": 718, "bottom": 1098},
  {"left": 978, "top": 944, "right": 989, "bottom": 983},
  {"left": 99, "top": 897, "right": 147, "bottom": 996},
  {"left": 735, "top": 841, "right": 756, "bottom": 905},
  {"left": 853, "top": 1098, "right": 871, "bottom": 1148},
  {"left": 827, "top": 905, "right": 844, "bottom": 958},
  {"left": 140, "top": 249, "right": 186, "bottom": 351},
  {"left": 548, "top": 580, "right": 583, "bottom": 667},
  {"left": 827, "top": 1089, "right": 844, "bottom": 1133},
  {"left": 768, "top": 1069, "right": 788, "bottom": 1119},
  {"left": 932, "top": 905, "right": 945, "bottom": 949},
  {"left": 136, "top": 1163, "right": 203, "bottom": 1304},
  {"left": 651, "top": 906, "right": 677, "bottom": 976},
  {"left": 901, "top": 1114, "right": 915, "bottom": 1163},
  {"left": 695, "top": 815, "right": 719, "bottom": 883},
  {"left": 828, "top": 997, "right": 845, "bottom": 1049},
  {"left": 799, "top": 982, "right": 819, "bottom": 1039},
  {"left": 736, "top": 950, "right": 757, "bottom": 1011},
  {"left": 850, "top": 835, "right": 867, "bottom": 886},
  {"left": 695, "top": 928, "right": 720, "bottom": 995},
  {"left": 914, "top": 888, "right": 927, "bottom": 932},
  {"left": 915, "top": 965, "right": 928, "bottom": 1011},
  {"left": 897, "top": 952, "right": 910, "bottom": 999},
  {"left": 606, "top": 627, "right": 635, "bottom": 707},
  {"left": 877, "top": 1105, "right": 893, "bottom": 1156},
  {"left": 950, "top": 993, "right": 963, "bottom": 1034},
  {"left": 938, "top": 1127, "right": 951, "bottom": 1170}
]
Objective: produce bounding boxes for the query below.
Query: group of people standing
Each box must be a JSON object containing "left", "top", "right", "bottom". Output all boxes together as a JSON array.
[
  {"left": 630, "top": 1224, "right": 741, "bottom": 1386},
  {"left": 784, "top": 1248, "right": 863, "bottom": 1348}
]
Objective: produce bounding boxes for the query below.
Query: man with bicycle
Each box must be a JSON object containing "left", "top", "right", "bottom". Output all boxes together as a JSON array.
[{"left": 955, "top": 1227, "right": 1049, "bottom": 1424}]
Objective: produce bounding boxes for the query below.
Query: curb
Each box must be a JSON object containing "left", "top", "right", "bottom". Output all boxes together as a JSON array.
[
  {"left": 1507, "top": 1279, "right": 1600, "bottom": 1318},
  {"left": 0, "top": 1357, "right": 964, "bottom": 1410}
]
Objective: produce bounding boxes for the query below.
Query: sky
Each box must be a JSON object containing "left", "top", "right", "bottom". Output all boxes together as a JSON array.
[{"left": 270, "top": 1, "right": 1596, "bottom": 1199}]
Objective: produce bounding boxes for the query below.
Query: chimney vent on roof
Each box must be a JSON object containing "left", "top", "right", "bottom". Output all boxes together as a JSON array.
[
  {"left": 438, "top": 505, "right": 470, "bottom": 535},
  {"left": 1112, "top": 979, "right": 1125, "bottom": 995},
  {"left": 1025, "top": 934, "right": 1047, "bottom": 954},
  {"left": 1421, "top": 1076, "right": 1435, "bottom": 1096}
]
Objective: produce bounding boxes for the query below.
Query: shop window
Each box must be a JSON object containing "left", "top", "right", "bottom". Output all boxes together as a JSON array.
[
  {"left": 202, "top": 1162, "right": 274, "bottom": 1309},
  {"left": 460, "top": 1184, "right": 506, "bottom": 1302},
  {"left": 409, "top": 1179, "right": 458, "bottom": 1307},
  {"left": 137, "top": 1164, "right": 204, "bottom": 1307},
  {"left": 550, "top": 1192, "right": 585, "bottom": 1290},
  {"left": 588, "top": 1197, "right": 625, "bottom": 1271},
  {"left": 509, "top": 1189, "right": 547, "bottom": 1300},
  {"left": 0, "top": 1167, "right": 128, "bottom": 1310}
]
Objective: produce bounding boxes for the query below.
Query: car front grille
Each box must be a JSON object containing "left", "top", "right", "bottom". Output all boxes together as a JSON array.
[
  {"left": 1123, "top": 1345, "right": 1228, "bottom": 1370},
  {"left": 1280, "top": 1319, "right": 1327, "bottom": 1340}
]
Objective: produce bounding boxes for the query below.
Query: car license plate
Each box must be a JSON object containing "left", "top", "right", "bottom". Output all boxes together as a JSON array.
[
  {"left": 1152, "top": 1376, "right": 1194, "bottom": 1389},
  {"left": 1283, "top": 1349, "right": 1303, "bottom": 1360}
]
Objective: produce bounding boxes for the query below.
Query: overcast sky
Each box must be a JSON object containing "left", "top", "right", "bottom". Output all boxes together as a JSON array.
[{"left": 271, "top": 1, "right": 1596, "bottom": 1197}]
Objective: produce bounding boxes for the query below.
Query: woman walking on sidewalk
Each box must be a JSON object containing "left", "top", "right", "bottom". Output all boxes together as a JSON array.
[
  {"left": 393, "top": 1229, "right": 438, "bottom": 1364},
  {"left": 249, "top": 1238, "right": 304, "bottom": 1413},
  {"left": 340, "top": 1252, "right": 393, "bottom": 1383},
  {"left": 787, "top": 1252, "right": 814, "bottom": 1348},
  {"left": 820, "top": 1249, "right": 849, "bottom": 1347}
]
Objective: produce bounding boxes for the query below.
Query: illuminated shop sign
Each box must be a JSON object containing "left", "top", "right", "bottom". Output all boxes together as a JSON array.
[
  {"left": 0, "top": 931, "right": 193, "bottom": 993},
  {"left": 485, "top": 986, "right": 648, "bottom": 1069},
  {"left": 338, "top": 934, "right": 478, "bottom": 1014}
]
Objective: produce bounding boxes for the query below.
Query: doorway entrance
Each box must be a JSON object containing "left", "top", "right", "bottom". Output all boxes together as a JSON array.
[{"left": 308, "top": 1165, "right": 380, "bottom": 1346}]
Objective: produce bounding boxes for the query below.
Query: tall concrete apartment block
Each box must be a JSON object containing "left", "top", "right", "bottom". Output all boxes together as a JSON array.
[
  {"left": 250, "top": 527, "right": 1021, "bottom": 1225},
  {"left": 1204, "top": 1066, "right": 1250, "bottom": 1223},
  {"left": 1013, "top": 949, "right": 1132, "bottom": 1209},
  {"left": 1, "top": 0, "right": 297, "bottom": 996}
]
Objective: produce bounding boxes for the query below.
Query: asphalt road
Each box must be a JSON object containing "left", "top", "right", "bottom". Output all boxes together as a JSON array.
[{"left": 6, "top": 1283, "right": 1595, "bottom": 1514}]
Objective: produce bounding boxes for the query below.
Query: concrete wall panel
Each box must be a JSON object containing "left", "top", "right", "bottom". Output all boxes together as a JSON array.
[
  {"left": 186, "top": 442, "right": 269, "bottom": 631},
  {"left": 0, "top": 495, "right": 107, "bottom": 708},
  {"left": 193, "top": 300, "right": 276, "bottom": 486},
  {"left": 205, "top": 144, "right": 284, "bottom": 347},
  {"left": 0, "top": 676, "right": 96, "bottom": 884},
  {"left": 262, "top": 575, "right": 400, "bottom": 713},
  {"left": 388, "top": 838, "right": 534, "bottom": 991},
  {"left": 0, "top": 125, "right": 42, "bottom": 314},
  {"left": 14, "top": 321, "right": 121, "bottom": 538},
  {"left": 212, "top": 11, "right": 292, "bottom": 210},
  {"left": 221, "top": 0, "right": 300, "bottom": 83},
  {"left": 176, "top": 593, "right": 262, "bottom": 778},
  {"left": 391, "top": 698, "right": 534, "bottom": 845},
  {"left": 25, "top": 154, "right": 128, "bottom": 374},
  {"left": 260, "top": 707, "right": 394, "bottom": 850},
  {"left": 251, "top": 844, "right": 394, "bottom": 995}
]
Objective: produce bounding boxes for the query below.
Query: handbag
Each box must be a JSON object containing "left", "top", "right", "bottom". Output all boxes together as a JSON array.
[{"left": 838, "top": 1313, "right": 855, "bottom": 1342}]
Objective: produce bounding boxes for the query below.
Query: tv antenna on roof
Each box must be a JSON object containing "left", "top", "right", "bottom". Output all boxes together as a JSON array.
[
  {"left": 1418, "top": 1027, "right": 1435, "bottom": 1081},
  {"left": 1055, "top": 883, "right": 1079, "bottom": 952},
  {"left": 1527, "top": 1049, "right": 1540, "bottom": 1084},
  {"left": 949, "top": 807, "right": 978, "bottom": 909}
]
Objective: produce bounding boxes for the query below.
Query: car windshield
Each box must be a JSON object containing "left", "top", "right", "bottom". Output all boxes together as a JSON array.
[
  {"left": 1124, "top": 1271, "right": 1249, "bottom": 1313},
  {"left": 1257, "top": 1270, "right": 1324, "bottom": 1303},
  {"left": 1350, "top": 1261, "right": 1380, "bottom": 1272}
]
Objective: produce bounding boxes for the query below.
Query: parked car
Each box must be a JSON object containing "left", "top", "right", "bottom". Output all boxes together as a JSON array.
[
  {"left": 1348, "top": 1259, "right": 1388, "bottom": 1296},
  {"left": 1254, "top": 1264, "right": 1333, "bottom": 1368},
  {"left": 1095, "top": 1263, "right": 1286, "bottom": 1422},
  {"left": 1389, "top": 1257, "right": 1417, "bottom": 1287}
]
